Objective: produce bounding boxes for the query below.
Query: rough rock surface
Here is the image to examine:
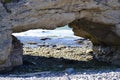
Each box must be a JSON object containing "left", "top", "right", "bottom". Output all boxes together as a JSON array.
[
  {"left": 11, "top": 35, "right": 23, "bottom": 67},
  {"left": 0, "top": 0, "right": 120, "bottom": 71},
  {"left": 69, "top": 19, "right": 120, "bottom": 65}
]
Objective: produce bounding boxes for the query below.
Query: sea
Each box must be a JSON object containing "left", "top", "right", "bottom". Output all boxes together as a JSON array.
[{"left": 12, "top": 25, "right": 86, "bottom": 48}]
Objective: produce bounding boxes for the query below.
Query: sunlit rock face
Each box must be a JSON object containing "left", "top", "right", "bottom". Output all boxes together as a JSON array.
[
  {"left": 6, "top": 0, "right": 120, "bottom": 32},
  {"left": 0, "top": 0, "right": 120, "bottom": 71}
]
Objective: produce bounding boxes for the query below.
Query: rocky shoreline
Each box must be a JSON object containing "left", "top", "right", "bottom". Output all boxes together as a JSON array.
[
  {"left": 1, "top": 45, "right": 117, "bottom": 74},
  {"left": 0, "top": 68, "right": 120, "bottom": 80},
  {"left": 0, "top": 0, "right": 120, "bottom": 72},
  {"left": 0, "top": 36, "right": 119, "bottom": 80}
]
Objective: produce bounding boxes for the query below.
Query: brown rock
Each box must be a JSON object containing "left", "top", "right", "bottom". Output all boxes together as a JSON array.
[{"left": 0, "top": 0, "right": 120, "bottom": 71}]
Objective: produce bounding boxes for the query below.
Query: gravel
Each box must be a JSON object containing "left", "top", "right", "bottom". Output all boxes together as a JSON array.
[{"left": 0, "top": 69, "right": 120, "bottom": 80}]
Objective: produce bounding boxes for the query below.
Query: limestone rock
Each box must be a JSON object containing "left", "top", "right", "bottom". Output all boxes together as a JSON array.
[
  {"left": 0, "top": 0, "right": 120, "bottom": 71},
  {"left": 10, "top": 35, "right": 23, "bottom": 67},
  {"left": 5, "top": 0, "right": 120, "bottom": 32},
  {"left": 69, "top": 19, "right": 120, "bottom": 66},
  {"left": 0, "top": 2, "right": 12, "bottom": 71},
  {"left": 69, "top": 19, "right": 120, "bottom": 46},
  {"left": 0, "top": 29, "right": 12, "bottom": 71},
  {"left": 93, "top": 46, "right": 120, "bottom": 66}
]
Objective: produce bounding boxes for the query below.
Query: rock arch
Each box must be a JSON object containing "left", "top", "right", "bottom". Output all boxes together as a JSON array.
[{"left": 0, "top": 0, "right": 120, "bottom": 71}]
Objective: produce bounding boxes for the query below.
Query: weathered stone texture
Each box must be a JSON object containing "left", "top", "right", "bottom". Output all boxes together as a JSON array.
[
  {"left": 10, "top": 35, "right": 23, "bottom": 67},
  {"left": 69, "top": 19, "right": 120, "bottom": 66},
  {"left": 5, "top": 0, "right": 120, "bottom": 32},
  {"left": 0, "top": 1, "right": 22, "bottom": 71},
  {"left": 69, "top": 19, "right": 120, "bottom": 46},
  {"left": 0, "top": 0, "right": 120, "bottom": 71},
  {"left": 0, "top": 30, "right": 12, "bottom": 71},
  {"left": 93, "top": 46, "right": 120, "bottom": 65}
]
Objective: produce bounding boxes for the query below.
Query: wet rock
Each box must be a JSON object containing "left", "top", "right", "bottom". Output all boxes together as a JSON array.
[
  {"left": 40, "top": 37, "right": 51, "bottom": 41},
  {"left": 52, "top": 45, "right": 57, "bottom": 48},
  {"left": 37, "top": 44, "right": 49, "bottom": 47},
  {"left": 56, "top": 45, "right": 66, "bottom": 50},
  {"left": 74, "top": 39, "right": 84, "bottom": 44}
]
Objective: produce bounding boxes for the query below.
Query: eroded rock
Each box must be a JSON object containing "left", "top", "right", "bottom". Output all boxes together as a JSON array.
[
  {"left": 69, "top": 19, "right": 120, "bottom": 46},
  {"left": 93, "top": 46, "right": 120, "bottom": 66},
  {"left": 0, "top": 29, "right": 12, "bottom": 71},
  {"left": 69, "top": 19, "right": 120, "bottom": 66},
  {"left": 0, "top": 0, "right": 120, "bottom": 71},
  {"left": 10, "top": 35, "right": 23, "bottom": 67},
  {"left": 5, "top": 0, "right": 120, "bottom": 32}
]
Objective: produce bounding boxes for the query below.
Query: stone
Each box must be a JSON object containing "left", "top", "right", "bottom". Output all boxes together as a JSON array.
[
  {"left": 40, "top": 37, "right": 51, "bottom": 41},
  {"left": 69, "top": 19, "right": 120, "bottom": 66},
  {"left": 0, "top": 0, "right": 120, "bottom": 71},
  {"left": 65, "top": 68, "right": 74, "bottom": 74},
  {"left": 69, "top": 19, "right": 120, "bottom": 46},
  {"left": 0, "top": 30, "right": 12, "bottom": 71},
  {"left": 93, "top": 46, "right": 120, "bottom": 66},
  {"left": 56, "top": 45, "right": 66, "bottom": 50},
  {"left": 10, "top": 35, "right": 23, "bottom": 67}
]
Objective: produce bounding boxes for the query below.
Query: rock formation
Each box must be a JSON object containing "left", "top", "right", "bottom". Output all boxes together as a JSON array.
[{"left": 0, "top": 0, "right": 120, "bottom": 71}]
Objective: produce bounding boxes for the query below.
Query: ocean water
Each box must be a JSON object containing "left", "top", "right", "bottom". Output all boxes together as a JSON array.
[
  {"left": 12, "top": 25, "right": 84, "bottom": 48},
  {"left": 13, "top": 25, "right": 74, "bottom": 37}
]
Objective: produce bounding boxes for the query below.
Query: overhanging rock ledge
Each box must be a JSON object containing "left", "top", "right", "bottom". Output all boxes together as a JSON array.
[{"left": 0, "top": 0, "right": 120, "bottom": 71}]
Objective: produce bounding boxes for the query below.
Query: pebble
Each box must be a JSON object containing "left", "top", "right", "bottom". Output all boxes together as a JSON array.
[
  {"left": 56, "top": 45, "right": 66, "bottom": 50},
  {"left": 0, "top": 70, "right": 120, "bottom": 80},
  {"left": 40, "top": 38, "right": 51, "bottom": 41},
  {"left": 65, "top": 68, "right": 74, "bottom": 74}
]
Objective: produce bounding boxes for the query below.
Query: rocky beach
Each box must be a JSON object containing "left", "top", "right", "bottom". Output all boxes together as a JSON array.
[
  {"left": 0, "top": 26, "right": 119, "bottom": 80},
  {"left": 0, "top": 0, "right": 120, "bottom": 79}
]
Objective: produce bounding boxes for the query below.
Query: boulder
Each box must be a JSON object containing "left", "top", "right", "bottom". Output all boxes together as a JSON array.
[
  {"left": 0, "top": 0, "right": 120, "bottom": 71},
  {"left": 69, "top": 19, "right": 120, "bottom": 66}
]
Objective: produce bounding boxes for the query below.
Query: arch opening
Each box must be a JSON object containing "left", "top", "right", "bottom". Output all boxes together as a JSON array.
[
  {"left": 0, "top": 0, "right": 120, "bottom": 73},
  {"left": 6, "top": 25, "right": 115, "bottom": 74}
]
